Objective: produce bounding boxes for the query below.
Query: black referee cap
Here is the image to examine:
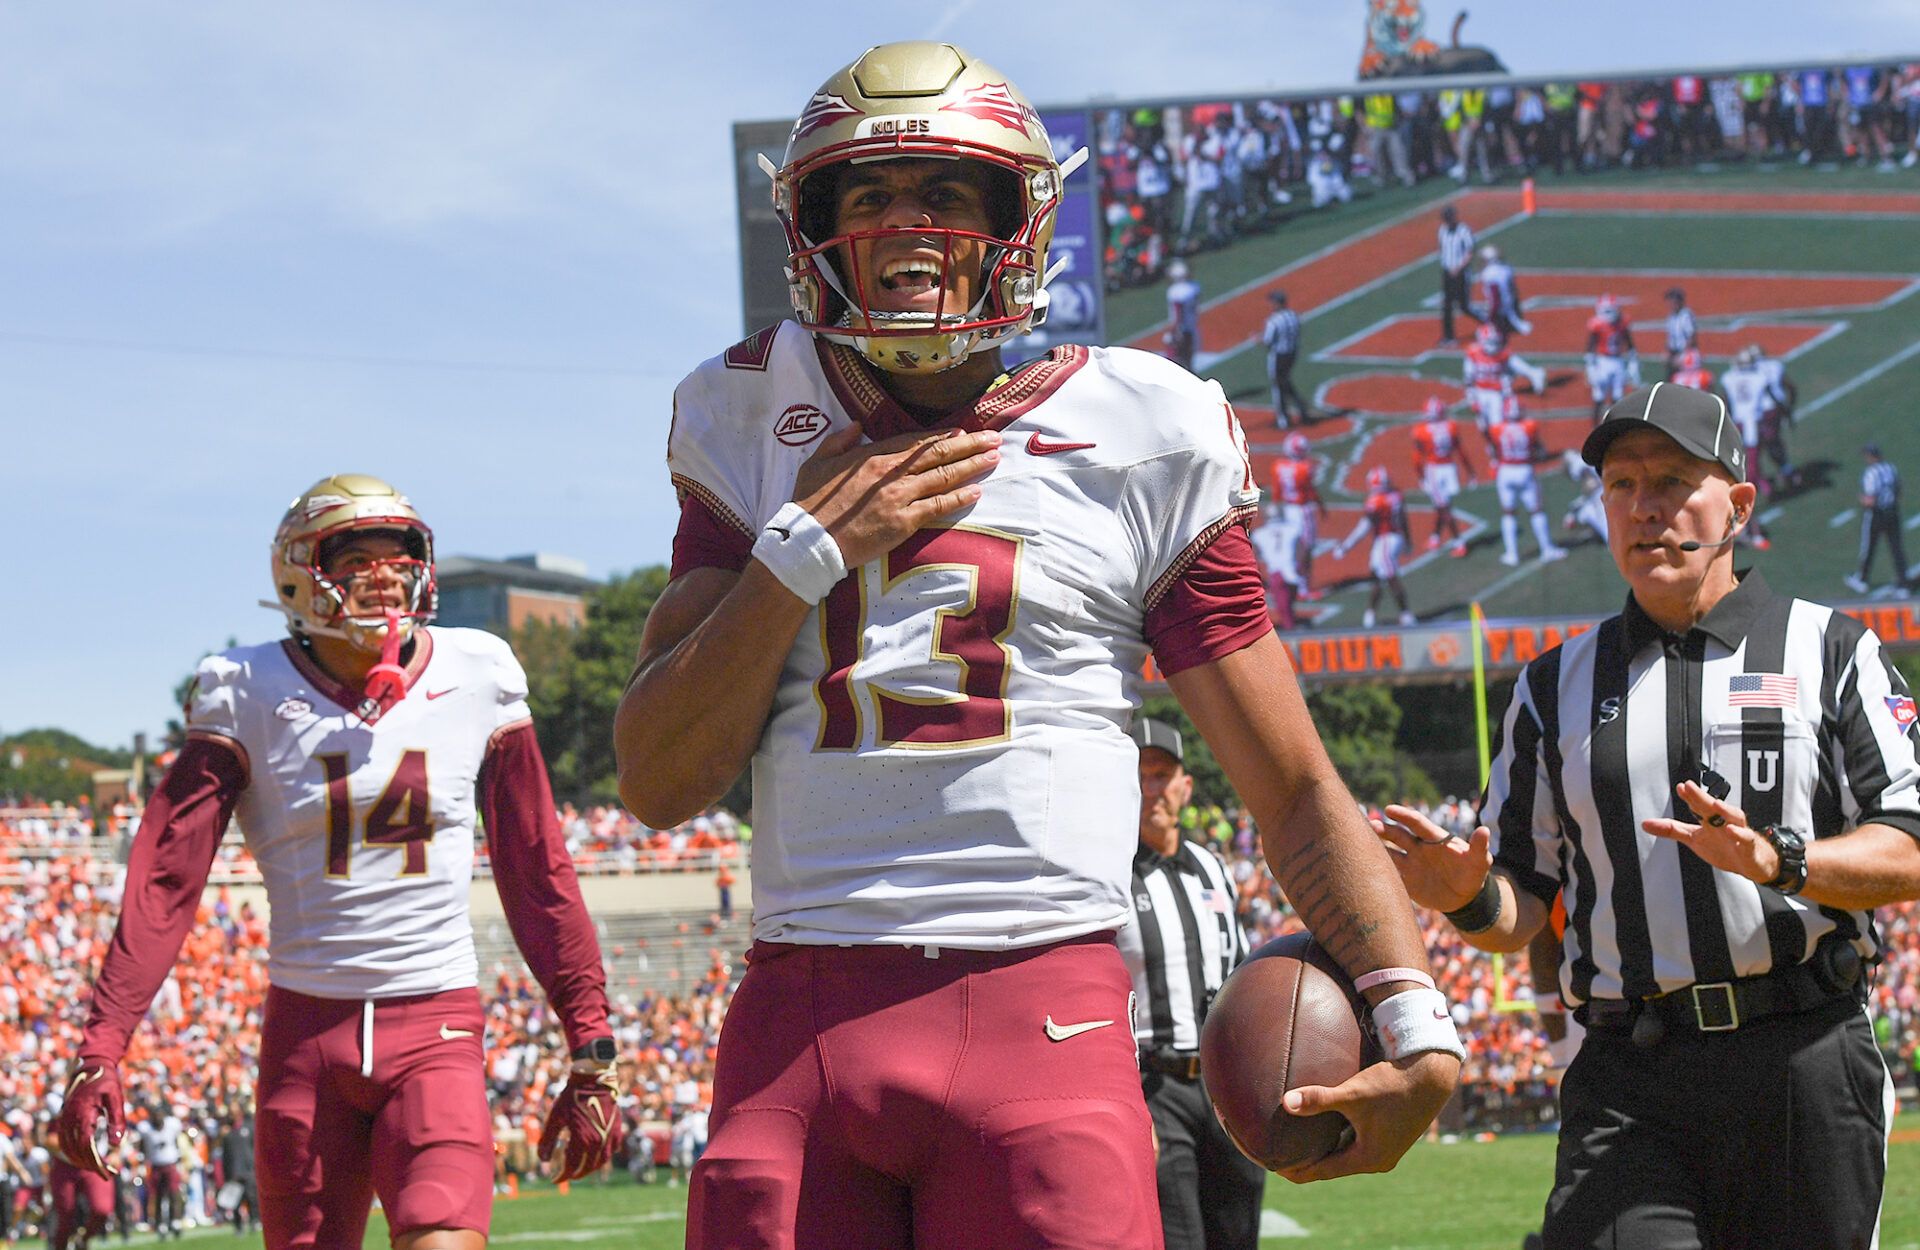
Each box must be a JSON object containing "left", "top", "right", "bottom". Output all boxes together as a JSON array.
[
  {"left": 1128, "top": 718, "right": 1184, "bottom": 764},
  {"left": 1582, "top": 383, "right": 1745, "bottom": 483}
]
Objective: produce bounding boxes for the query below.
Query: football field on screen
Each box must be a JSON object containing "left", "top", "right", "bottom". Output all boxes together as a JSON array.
[
  {"left": 339, "top": 1110, "right": 1920, "bottom": 1248},
  {"left": 1105, "top": 166, "right": 1920, "bottom": 630}
]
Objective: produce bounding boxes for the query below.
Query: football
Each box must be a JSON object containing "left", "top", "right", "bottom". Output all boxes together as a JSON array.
[{"left": 1199, "top": 930, "right": 1380, "bottom": 1171}]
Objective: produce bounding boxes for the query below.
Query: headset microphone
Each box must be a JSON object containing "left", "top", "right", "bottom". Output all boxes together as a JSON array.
[{"left": 1677, "top": 512, "right": 1747, "bottom": 553}]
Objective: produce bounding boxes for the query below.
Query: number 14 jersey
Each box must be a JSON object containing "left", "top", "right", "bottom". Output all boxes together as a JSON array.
[
  {"left": 185, "top": 626, "right": 530, "bottom": 998},
  {"left": 668, "top": 323, "right": 1263, "bottom": 950}
]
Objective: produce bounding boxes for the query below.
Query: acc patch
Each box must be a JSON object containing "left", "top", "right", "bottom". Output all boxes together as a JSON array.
[
  {"left": 276, "top": 696, "right": 314, "bottom": 721},
  {"left": 1885, "top": 694, "right": 1917, "bottom": 730},
  {"left": 774, "top": 403, "right": 830, "bottom": 448}
]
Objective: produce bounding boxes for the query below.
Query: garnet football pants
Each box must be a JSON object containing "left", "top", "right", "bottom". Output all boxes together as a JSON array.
[
  {"left": 689, "top": 934, "right": 1162, "bottom": 1250},
  {"left": 256, "top": 986, "right": 494, "bottom": 1250}
]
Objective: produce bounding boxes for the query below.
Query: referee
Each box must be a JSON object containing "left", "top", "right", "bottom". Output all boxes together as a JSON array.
[
  {"left": 1261, "top": 289, "right": 1309, "bottom": 428},
  {"left": 1662, "top": 286, "right": 1697, "bottom": 374},
  {"left": 1381, "top": 384, "right": 1920, "bottom": 1249},
  {"left": 1848, "top": 442, "right": 1910, "bottom": 595},
  {"left": 1115, "top": 719, "right": 1264, "bottom": 1250},
  {"left": 1436, "top": 204, "right": 1476, "bottom": 345}
]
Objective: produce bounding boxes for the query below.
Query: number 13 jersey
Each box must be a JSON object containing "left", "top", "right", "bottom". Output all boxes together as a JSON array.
[{"left": 668, "top": 324, "right": 1265, "bottom": 950}]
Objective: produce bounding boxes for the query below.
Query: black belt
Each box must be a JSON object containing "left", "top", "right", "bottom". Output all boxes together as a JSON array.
[
  {"left": 1579, "top": 946, "right": 1863, "bottom": 1038},
  {"left": 1141, "top": 1048, "right": 1201, "bottom": 1079}
]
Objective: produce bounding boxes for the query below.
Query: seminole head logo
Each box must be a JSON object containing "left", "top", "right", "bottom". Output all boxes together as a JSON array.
[
  {"left": 941, "top": 82, "right": 1039, "bottom": 136},
  {"left": 793, "top": 91, "right": 863, "bottom": 140}
]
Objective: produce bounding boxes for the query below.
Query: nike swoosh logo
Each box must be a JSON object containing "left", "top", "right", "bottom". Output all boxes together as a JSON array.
[
  {"left": 439, "top": 1024, "right": 475, "bottom": 1040},
  {"left": 1026, "top": 433, "right": 1097, "bottom": 457},
  {"left": 425, "top": 688, "right": 458, "bottom": 700},
  {"left": 1043, "top": 1015, "right": 1115, "bottom": 1042}
]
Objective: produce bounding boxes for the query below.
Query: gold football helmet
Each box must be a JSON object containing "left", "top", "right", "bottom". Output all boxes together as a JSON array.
[
  {"left": 765, "top": 42, "right": 1086, "bottom": 373},
  {"left": 267, "top": 474, "right": 436, "bottom": 652}
]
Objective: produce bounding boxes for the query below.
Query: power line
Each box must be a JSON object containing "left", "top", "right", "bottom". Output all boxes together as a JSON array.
[{"left": 0, "top": 328, "right": 681, "bottom": 379}]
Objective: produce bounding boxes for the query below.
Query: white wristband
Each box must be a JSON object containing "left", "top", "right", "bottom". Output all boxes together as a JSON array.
[
  {"left": 1370, "top": 987, "right": 1466, "bottom": 1062},
  {"left": 751, "top": 502, "right": 847, "bottom": 605}
]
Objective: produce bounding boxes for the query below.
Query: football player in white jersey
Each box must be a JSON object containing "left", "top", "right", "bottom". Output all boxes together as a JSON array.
[
  {"left": 616, "top": 41, "right": 1462, "bottom": 1250},
  {"left": 57, "top": 476, "right": 619, "bottom": 1250}
]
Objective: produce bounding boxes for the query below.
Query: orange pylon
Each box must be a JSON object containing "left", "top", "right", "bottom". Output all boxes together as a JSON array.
[{"left": 1522, "top": 177, "right": 1538, "bottom": 216}]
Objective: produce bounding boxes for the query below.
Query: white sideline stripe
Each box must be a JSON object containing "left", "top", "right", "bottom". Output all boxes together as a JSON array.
[
  {"left": 1797, "top": 336, "right": 1920, "bottom": 421},
  {"left": 1759, "top": 506, "right": 1785, "bottom": 525},
  {"left": 1832, "top": 510, "right": 1859, "bottom": 528},
  {"left": 1905, "top": 512, "right": 1920, "bottom": 532},
  {"left": 1259, "top": 1208, "right": 1312, "bottom": 1238}
]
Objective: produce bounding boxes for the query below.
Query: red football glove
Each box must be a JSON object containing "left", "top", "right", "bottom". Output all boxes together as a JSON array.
[
  {"left": 55, "top": 1061, "right": 125, "bottom": 1178},
  {"left": 539, "top": 1059, "right": 622, "bottom": 1184}
]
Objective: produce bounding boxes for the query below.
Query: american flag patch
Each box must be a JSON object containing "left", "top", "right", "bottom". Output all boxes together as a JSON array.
[
  {"left": 1728, "top": 673, "right": 1798, "bottom": 708},
  {"left": 1886, "top": 694, "right": 1918, "bottom": 729},
  {"left": 1200, "top": 888, "right": 1232, "bottom": 915}
]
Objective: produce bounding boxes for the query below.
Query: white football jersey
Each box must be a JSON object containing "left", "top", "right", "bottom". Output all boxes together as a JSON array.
[
  {"left": 1721, "top": 364, "right": 1774, "bottom": 438},
  {"left": 670, "top": 322, "right": 1260, "bottom": 949},
  {"left": 185, "top": 626, "right": 531, "bottom": 998}
]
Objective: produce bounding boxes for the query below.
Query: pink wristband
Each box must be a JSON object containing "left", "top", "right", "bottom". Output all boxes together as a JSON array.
[{"left": 1353, "top": 967, "right": 1437, "bottom": 993}]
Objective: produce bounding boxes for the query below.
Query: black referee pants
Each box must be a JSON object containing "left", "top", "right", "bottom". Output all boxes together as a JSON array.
[
  {"left": 1542, "top": 997, "right": 1889, "bottom": 1250},
  {"left": 1267, "top": 351, "right": 1308, "bottom": 426},
  {"left": 1857, "top": 504, "right": 1910, "bottom": 586},
  {"left": 1440, "top": 268, "right": 1475, "bottom": 342},
  {"left": 1143, "top": 1070, "right": 1266, "bottom": 1250}
]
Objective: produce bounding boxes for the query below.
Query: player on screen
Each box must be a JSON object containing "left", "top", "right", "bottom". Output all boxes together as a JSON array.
[
  {"left": 1462, "top": 324, "right": 1536, "bottom": 431},
  {"left": 56, "top": 475, "right": 618, "bottom": 1250},
  {"left": 1335, "top": 466, "right": 1418, "bottom": 627},
  {"left": 1273, "top": 430, "right": 1330, "bottom": 609},
  {"left": 1583, "top": 294, "right": 1639, "bottom": 422},
  {"left": 615, "top": 40, "right": 1461, "bottom": 1250},
  {"left": 1486, "top": 395, "right": 1569, "bottom": 567},
  {"left": 1668, "top": 346, "right": 1714, "bottom": 393},
  {"left": 1559, "top": 449, "right": 1608, "bottom": 545},
  {"left": 1476, "top": 244, "right": 1530, "bottom": 339},
  {"left": 1410, "top": 395, "right": 1477, "bottom": 557},
  {"left": 1725, "top": 344, "right": 1800, "bottom": 497}
]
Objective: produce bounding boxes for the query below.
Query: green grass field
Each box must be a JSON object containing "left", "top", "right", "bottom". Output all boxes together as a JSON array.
[
  {"left": 1108, "top": 163, "right": 1920, "bottom": 629},
  {"left": 314, "top": 1109, "right": 1912, "bottom": 1247}
]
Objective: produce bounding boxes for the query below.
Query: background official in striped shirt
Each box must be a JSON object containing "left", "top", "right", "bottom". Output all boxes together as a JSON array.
[
  {"left": 1260, "top": 289, "right": 1309, "bottom": 428},
  {"left": 1115, "top": 719, "right": 1264, "bottom": 1250},
  {"left": 1380, "top": 384, "right": 1920, "bottom": 1250},
  {"left": 1849, "top": 442, "right": 1909, "bottom": 595},
  {"left": 1436, "top": 204, "right": 1476, "bottom": 344},
  {"left": 1662, "top": 286, "right": 1697, "bottom": 372}
]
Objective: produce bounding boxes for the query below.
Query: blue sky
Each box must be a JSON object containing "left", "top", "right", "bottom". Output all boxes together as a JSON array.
[{"left": 8, "top": 1, "right": 1920, "bottom": 749}]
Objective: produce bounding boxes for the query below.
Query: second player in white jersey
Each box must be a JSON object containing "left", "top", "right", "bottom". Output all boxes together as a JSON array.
[{"left": 186, "top": 625, "right": 527, "bottom": 997}]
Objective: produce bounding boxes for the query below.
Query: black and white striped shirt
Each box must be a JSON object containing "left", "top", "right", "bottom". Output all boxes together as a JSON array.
[
  {"left": 1666, "top": 306, "right": 1698, "bottom": 355},
  {"left": 1116, "top": 838, "right": 1249, "bottom": 1051},
  {"left": 1438, "top": 220, "right": 1475, "bottom": 274},
  {"left": 1863, "top": 460, "right": 1900, "bottom": 511},
  {"left": 1484, "top": 571, "right": 1920, "bottom": 1005},
  {"left": 1262, "top": 308, "right": 1301, "bottom": 357}
]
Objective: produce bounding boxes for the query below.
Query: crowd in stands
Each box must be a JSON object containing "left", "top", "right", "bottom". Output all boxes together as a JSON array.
[
  {"left": 548, "top": 803, "right": 747, "bottom": 874},
  {"left": 1, "top": 794, "right": 749, "bottom": 886},
  {"left": 1098, "top": 64, "right": 1920, "bottom": 287}
]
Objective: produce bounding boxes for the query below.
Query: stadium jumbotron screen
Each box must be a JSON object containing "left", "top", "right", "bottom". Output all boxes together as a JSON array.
[{"left": 736, "top": 58, "right": 1920, "bottom": 683}]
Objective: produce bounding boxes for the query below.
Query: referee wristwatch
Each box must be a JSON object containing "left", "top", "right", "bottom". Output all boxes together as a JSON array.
[{"left": 1759, "top": 824, "right": 1808, "bottom": 895}]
